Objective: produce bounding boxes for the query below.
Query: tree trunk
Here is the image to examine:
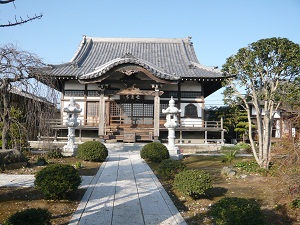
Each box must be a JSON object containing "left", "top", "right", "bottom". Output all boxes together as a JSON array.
[
  {"left": 246, "top": 105, "right": 259, "bottom": 163},
  {"left": 2, "top": 115, "right": 9, "bottom": 150},
  {"left": 261, "top": 115, "right": 271, "bottom": 169},
  {"left": 1, "top": 83, "right": 10, "bottom": 150},
  {"left": 253, "top": 102, "right": 264, "bottom": 166}
]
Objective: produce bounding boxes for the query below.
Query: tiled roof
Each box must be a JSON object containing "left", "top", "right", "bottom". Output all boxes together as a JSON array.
[
  {"left": 10, "top": 87, "right": 52, "bottom": 104},
  {"left": 47, "top": 36, "right": 222, "bottom": 80}
]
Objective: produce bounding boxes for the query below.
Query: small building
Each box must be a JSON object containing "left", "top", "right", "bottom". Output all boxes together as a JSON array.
[
  {"left": 250, "top": 104, "right": 296, "bottom": 140},
  {"left": 46, "top": 36, "right": 224, "bottom": 143}
]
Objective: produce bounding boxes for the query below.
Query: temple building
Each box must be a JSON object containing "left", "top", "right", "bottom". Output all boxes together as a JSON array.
[{"left": 46, "top": 36, "right": 224, "bottom": 144}]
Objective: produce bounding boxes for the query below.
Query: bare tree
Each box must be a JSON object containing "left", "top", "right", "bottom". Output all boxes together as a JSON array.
[
  {"left": 0, "top": 0, "right": 42, "bottom": 27},
  {"left": 0, "top": 44, "right": 58, "bottom": 151}
]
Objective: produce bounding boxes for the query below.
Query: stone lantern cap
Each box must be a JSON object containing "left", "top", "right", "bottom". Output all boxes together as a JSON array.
[
  {"left": 64, "top": 97, "right": 82, "bottom": 113},
  {"left": 162, "top": 96, "right": 181, "bottom": 115},
  {"left": 64, "top": 98, "right": 82, "bottom": 127}
]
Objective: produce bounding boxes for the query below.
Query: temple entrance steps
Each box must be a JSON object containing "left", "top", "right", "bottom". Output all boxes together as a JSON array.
[
  {"left": 105, "top": 128, "right": 154, "bottom": 143},
  {"left": 104, "top": 143, "right": 146, "bottom": 152}
]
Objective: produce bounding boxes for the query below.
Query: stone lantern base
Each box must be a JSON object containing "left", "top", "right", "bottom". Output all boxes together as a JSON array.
[
  {"left": 62, "top": 145, "right": 78, "bottom": 157},
  {"left": 167, "top": 145, "right": 183, "bottom": 160}
]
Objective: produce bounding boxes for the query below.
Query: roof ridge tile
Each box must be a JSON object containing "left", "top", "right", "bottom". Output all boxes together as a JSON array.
[{"left": 84, "top": 36, "right": 190, "bottom": 44}]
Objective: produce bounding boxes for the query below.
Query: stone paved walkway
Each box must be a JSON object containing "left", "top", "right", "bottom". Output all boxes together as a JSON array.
[{"left": 69, "top": 143, "right": 187, "bottom": 225}]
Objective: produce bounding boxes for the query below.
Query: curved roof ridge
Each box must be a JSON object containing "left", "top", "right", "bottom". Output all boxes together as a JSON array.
[
  {"left": 180, "top": 39, "right": 192, "bottom": 65},
  {"left": 79, "top": 56, "right": 180, "bottom": 81},
  {"left": 84, "top": 36, "right": 190, "bottom": 44},
  {"left": 69, "top": 36, "right": 87, "bottom": 62},
  {"left": 69, "top": 35, "right": 93, "bottom": 65},
  {"left": 47, "top": 61, "right": 73, "bottom": 69}
]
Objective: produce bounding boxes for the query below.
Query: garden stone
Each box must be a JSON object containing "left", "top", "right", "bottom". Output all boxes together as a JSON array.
[
  {"left": 221, "top": 166, "right": 237, "bottom": 178},
  {"left": 239, "top": 174, "right": 247, "bottom": 179},
  {"left": 0, "top": 149, "right": 27, "bottom": 170}
]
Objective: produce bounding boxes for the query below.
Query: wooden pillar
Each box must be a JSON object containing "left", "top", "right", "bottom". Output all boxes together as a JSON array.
[
  {"left": 79, "top": 128, "right": 82, "bottom": 142},
  {"left": 153, "top": 84, "right": 160, "bottom": 141},
  {"left": 54, "top": 129, "right": 58, "bottom": 142},
  {"left": 179, "top": 130, "right": 183, "bottom": 143},
  {"left": 221, "top": 117, "right": 224, "bottom": 145},
  {"left": 205, "top": 121, "right": 208, "bottom": 144},
  {"left": 98, "top": 85, "right": 106, "bottom": 142},
  {"left": 105, "top": 98, "right": 110, "bottom": 127}
]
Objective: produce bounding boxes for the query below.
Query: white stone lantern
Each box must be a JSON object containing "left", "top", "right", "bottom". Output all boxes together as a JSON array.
[
  {"left": 162, "top": 97, "right": 183, "bottom": 160},
  {"left": 63, "top": 98, "right": 82, "bottom": 156}
]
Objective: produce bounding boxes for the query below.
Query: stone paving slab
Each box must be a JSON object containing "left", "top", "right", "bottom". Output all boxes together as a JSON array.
[{"left": 0, "top": 174, "right": 93, "bottom": 189}]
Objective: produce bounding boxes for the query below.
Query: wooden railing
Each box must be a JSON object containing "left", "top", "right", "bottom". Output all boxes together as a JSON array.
[
  {"left": 46, "top": 119, "right": 223, "bottom": 129},
  {"left": 46, "top": 118, "right": 100, "bottom": 127},
  {"left": 204, "top": 121, "right": 223, "bottom": 129}
]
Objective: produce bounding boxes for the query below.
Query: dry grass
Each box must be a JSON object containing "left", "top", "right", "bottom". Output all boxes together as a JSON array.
[{"left": 149, "top": 155, "right": 300, "bottom": 225}]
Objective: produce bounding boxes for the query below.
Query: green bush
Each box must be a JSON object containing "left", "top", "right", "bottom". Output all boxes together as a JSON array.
[
  {"left": 4, "top": 208, "right": 52, "bottom": 225},
  {"left": 34, "top": 164, "right": 81, "bottom": 200},
  {"left": 221, "top": 143, "right": 251, "bottom": 153},
  {"left": 222, "top": 150, "right": 237, "bottom": 165},
  {"left": 47, "top": 149, "right": 63, "bottom": 159},
  {"left": 234, "top": 161, "right": 269, "bottom": 175},
  {"left": 76, "top": 141, "right": 108, "bottom": 162},
  {"left": 157, "top": 159, "right": 186, "bottom": 178},
  {"left": 209, "top": 197, "right": 264, "bottom": 225},
  {"left": 290, "top": 199, "right": 300, "bottom": 209},
  {"left": 140, "top": 142, "right": 169, "bottom": 163},
  {"left": 173, "top": 169, "right": 212, "bottom": 198}
]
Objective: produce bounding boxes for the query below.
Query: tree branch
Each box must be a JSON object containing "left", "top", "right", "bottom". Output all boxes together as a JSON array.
[
  {"left": 0, "top": 13, "right": 43, "bottom": 27},
  {"left": 0, "top": 0, "right": 15, "bottom": 4}
]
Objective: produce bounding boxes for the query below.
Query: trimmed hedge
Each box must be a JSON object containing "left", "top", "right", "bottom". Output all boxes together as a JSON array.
[
  {"left": 76, "top": 141, "right": 108, "bottom": 162},
  {"left": 157, "top": 159, "right": 186, "bottom": 179},
  {"left": 34, "top": 164, "right": 81, "bottom": 200},
  {"left": 173, "top": 169, "right": 212, "bottom": 198},
  {"left": 209, "top": 197, "right": 264, "bottom": 225},
  {"left": 4, "top": 208, "right": 52, "bottom": 225},
  {"left": 140, "top": 142, "right": 169, "bottom": 163}
]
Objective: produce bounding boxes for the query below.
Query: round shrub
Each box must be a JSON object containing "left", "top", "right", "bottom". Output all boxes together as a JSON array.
[
  {"left": 4, "top": 208, "right": 52, "bottom": 225},
  {"left": 157, "top": 159, "right": 186, "bottom": 178},
  {"left": 76, "top": 141, "right": 108, "bottom": 162},
  {"left": 209, "top": 197, "right": 264, "bottom": 225},
  {"left": 173, "top": 169, "right": 212, "bottom": 198},
  {"left": 140, "top": 142, "right": 169, "bottom": 163},
  {"left": 34, "top": 164, "right": 81, "bottom": 200}
]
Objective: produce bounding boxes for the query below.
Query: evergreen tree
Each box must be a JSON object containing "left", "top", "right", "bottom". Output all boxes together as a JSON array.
[{"left": 222, "top": 37, "right": 300, "bottom": 169}]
